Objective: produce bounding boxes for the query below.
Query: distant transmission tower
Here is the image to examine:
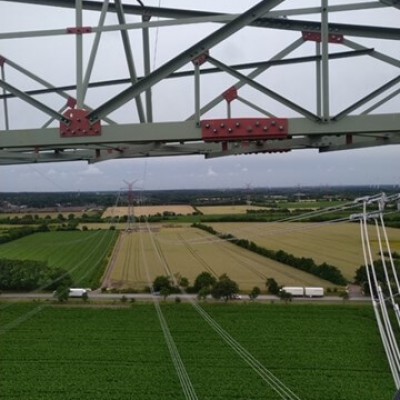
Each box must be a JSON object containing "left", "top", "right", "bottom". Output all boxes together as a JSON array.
[{"left": 123, "top": 179, "right": 138, "bottom": 232}]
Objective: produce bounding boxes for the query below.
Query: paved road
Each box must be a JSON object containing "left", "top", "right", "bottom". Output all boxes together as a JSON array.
[{"left": 0, "top": 292, "right": 371, "bottom": 303}]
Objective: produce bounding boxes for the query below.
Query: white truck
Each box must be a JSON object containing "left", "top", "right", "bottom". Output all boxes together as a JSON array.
[
  {"left": 281, "top": 286, "right": 304, "bottom": 297},
  {"left": 304, "top": 287, "right": 324, "bottom": 297},
  {"left": 68, "top": 288, "right": 89, "bottom": 298}
]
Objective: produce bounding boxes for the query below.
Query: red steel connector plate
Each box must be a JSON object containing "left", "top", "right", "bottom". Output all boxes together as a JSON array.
[
  {"left": 192, "top": 51, "right": 209, "bottom": 66},
  {"left": 223, "top": 87, "right": 238, "bottom": 103},
  {"left": 302, "top": 31, "right": 344, "bottom": 44},
  {"left": 66, "top": 27, "right": 93, "bottom": 34},
  {"left": 60, "top": 108, "right": 101, "bottom": 137},
  {"left": 0, "top": 55, "right": 6, "bottom": 67},
  {"left": 201, "top": 118, "right": 289, "bottom": 142}
]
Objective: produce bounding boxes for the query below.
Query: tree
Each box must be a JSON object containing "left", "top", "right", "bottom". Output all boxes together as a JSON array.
[
  {"left": 211, "top": 274, "right": 239, "bottom": 302},
  {"left": 160, "top": 286, "right": 170, "bottom": 300},
  {"left": 179, "top": 276, "right": 189, "bottom": 288},
  {"left": 45, "top": 268, "right": 73, "bottom": 291},
  {"left": 265, "top": 278, "right": 280, "bottom": 295},
  {"left": 152, "top": 275, "right": 172, "bottom": 292},
  {"left": 249, "top": 286, "right": 261, "bottom": 301},
  {"left": 55, "top": 285, "right": 69, "bottom": 302},
  {"left": 193, "top": 271, "right": 217, "bottom": 293},
  {"left": 197, "top": 287, "right": 210, "bottom": 300},
  {"left": 279, "top": 290, "right": 292, "bottom": 303}
]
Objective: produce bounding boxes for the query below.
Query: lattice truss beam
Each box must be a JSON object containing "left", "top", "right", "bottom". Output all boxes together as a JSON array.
[{"left": 0, "top": 0, "right": 399, "bottom": 164}]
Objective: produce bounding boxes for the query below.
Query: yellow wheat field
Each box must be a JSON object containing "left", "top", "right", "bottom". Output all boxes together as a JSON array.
[
  {"left": 102, "top": 205, "right": 195, "bottom": 218},
  {"left": 209, "top": 222, "right": 400, "bottom": 281},
  {"left": 103, "top": 225, "right": 336, "bottom": 291}
]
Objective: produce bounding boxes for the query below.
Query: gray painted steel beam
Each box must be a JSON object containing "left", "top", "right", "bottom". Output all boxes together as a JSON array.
[
  {"left": 380, "top": 0, "right": 400, "bottom": 10},
  {"left": 87, "top": 0, "right": 286, "bottom": 123},
  {"left": 4, "top": 0, "right": 400, "bottom": 40},
  {"left": 0, "top": 49, "right": 372, "bottom": 101},
  {"left": 1, "top": 114, "right": 400, "bottom": 151},
  {"left": 114, "top": 0, "right": 145, "bottom": 123},
  {"left": 207, "top": 56, "right": 320, "bottom": 121},
  {"left": 0, "top": 79, "right": 70, "bottom": 124}
]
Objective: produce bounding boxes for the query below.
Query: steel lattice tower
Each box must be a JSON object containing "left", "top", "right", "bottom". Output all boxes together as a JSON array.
[{"left": 0, "top": 0, "right": 399, "bottom": 165}]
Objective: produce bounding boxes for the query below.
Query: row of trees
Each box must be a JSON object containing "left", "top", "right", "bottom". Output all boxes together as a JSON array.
[
  {"left": 0, "top": 258, "right": 72, "bottom": 291},
  {"left": 354, "top": 258, "right": 400, "bottom": 296},
  {"left": 192, "top": 223, "right": 347, "bottom": 286},
  {"left": 152, "top": 271, "right": 240, "bottom": 301}
]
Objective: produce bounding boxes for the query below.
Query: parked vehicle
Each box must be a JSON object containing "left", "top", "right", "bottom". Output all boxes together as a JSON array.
[
  {"left": 280, "top": 286, "right": 325, "bottom": 298},
  {"left": 281, "top": 286, "right": 304, "bottom": 297},
  {"left": 68, "top": 288, "right": 88, "bottom": 298},
  {"left": 304, "top": 287, "right": 324, "bottom": 297}
]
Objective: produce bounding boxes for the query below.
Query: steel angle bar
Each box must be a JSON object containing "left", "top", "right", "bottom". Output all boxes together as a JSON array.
[
  {"left": 0, "top": 80, "right": 70, "bottom": 124},
  {"left": 289, "top": 114, "right": 400, "bottom": 135},
  {"left": 186, "top": 37, "right": 305, "bottom": 120},
  {"left": 82, "top": 0, "right": 109, "bottom": 102},
  {"left": 87, "top": 0, "right": 286, "bottom": 123},
  {"left": 362, "top": 88, "right": 400, "bottom": 114},
  {"left": 142, "top": 15, "right": 153, "bottom": 123},
  {"left": 1, "top": 64, "right": 10, "bottom": 130},
  {"left": 0, "top": 121, "right": 200, "bottom": 148},
  {"left": 207, "top": 55, "right": 320, "bottom": 121},
  {"left": 321, "top": 0, "right": 330, "bottom": 121},
  {"left": 266, "top": 2, "right": 388, "bottom": 17},
  {"left": 253, "top": 17, "right": 400, "bottom": 40},
  {"left": 4, "top": 57, "right": 72, "bottom": 103},
  {"left": 0, "top": 49, "right": 372, "bottom": 101},
  {"left": 6, "top": 0, "right": 400, "bottom": 40},
  {"left": 333, "top": 75, "right": 400, "bottom": 121},
  {"left": 114, "top": 0, "right": 145, "bottom": 123},
  {"left": 2, "top": 57, "right": 117, "bottom": 125},
  {"left": 3, "top": 0, "right": 390, "bottom": 19},
  {"left": 344, "top": 39, "right": 400, "bottom": 69},
  {"left": 75, "top": 0, "right": 84, "bottom": 108},
  {"left": 380, "top": 0, "right": 400, "bottom": 10},
  {"left": 316, "top": 42, "right": 322, "bottom": 117},
  {"left": 236, "top": 96, "right": 277, "bottom": 118}
]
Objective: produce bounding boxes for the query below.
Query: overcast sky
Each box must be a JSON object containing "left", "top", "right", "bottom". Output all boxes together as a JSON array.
[{"left": 0, "top": 0, "right": 399, "bottom": 192}]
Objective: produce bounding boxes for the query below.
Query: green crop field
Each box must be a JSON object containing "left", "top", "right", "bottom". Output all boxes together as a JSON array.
[
  {"left": 0, "top": 302, "right": 394, "bottom": 400},
  {"left": 0, "top": 230, "right": 118, "bottom": 288}
]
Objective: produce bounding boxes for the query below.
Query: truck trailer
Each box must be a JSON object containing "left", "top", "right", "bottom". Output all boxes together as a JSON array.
[
  {"left": 281, "top": 286, "right": 304, "bottom": 297},
  {"left": 304, "top": 287, "right": 324, "bottom": 297}
]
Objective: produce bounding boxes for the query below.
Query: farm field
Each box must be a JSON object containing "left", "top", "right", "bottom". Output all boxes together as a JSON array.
[
  {"left": 102, "top": 205, "right": 196, "bottom": 218},
  {"left": 0, "top": 303, "right": 394, "bottom": 400},
  {"left": 209, "top": 222, "right": 400, "bottom": 281},
  {"left": 0, "top": 211, "right": 98, "bottom": 219},
  {"left": 196, "top": 205, "right": 270, "bottom": 215},
  {"left": 104, "top": 225, "right": 336, "bottom": 291},
  {"left": 0, "top": 230, "right": 118, "bottom": 288}
]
